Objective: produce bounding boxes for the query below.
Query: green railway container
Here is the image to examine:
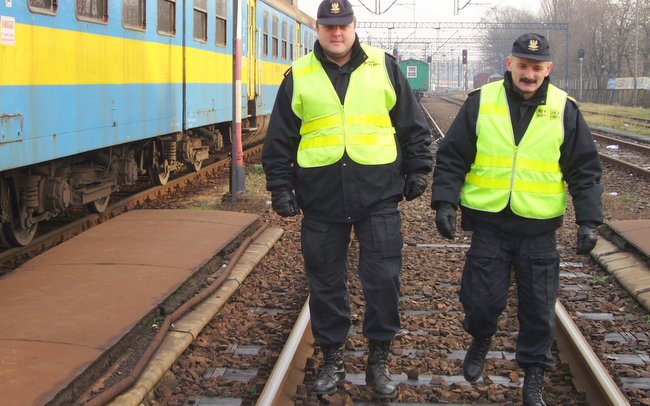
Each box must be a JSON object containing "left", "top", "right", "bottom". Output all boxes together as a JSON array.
[{"left": 398, "top": 59, "right": 430, "bottom": 92}]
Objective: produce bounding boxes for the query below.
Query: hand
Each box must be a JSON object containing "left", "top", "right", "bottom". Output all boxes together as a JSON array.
[
  {"left": 576, "top": 223, "right": 598, "bottom": 254},
  {"left": 271, "top": 189, "right": 300, "bottom": 217},
  {"left": 403, "top": 172, "right": 428, "bottom": 201},
  {"left": 435, "top": 203, "right": 457, "bottom": 239}
]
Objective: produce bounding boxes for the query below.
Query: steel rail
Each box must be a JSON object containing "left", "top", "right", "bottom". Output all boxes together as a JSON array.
[
  {"left": 583, "top": 109, "right": 650, "bottom": 128},
  {"left": 256, "top": 287, "right": 632, "bottom": 405},
  {"left": 419, "top": 102, "right": 446, "bottom": 140},
  {"left": 593, "top": 132, "right": 650, "bottom": 151},
  {"left": 599, "top": 154, "right": 650, "bottom": 179},
  {"left": 555, "top": 301, "right": 630, "bottom": 406},
  {"left": 255, "top": 108, "right": 633, "bottom": 404},
  {"left": 256, "top": 299, "right": 314, "bottom": 406}
]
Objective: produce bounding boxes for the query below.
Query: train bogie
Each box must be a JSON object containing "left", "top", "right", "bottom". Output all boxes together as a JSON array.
[{"left": 0, "top": 0, "right": 316, "bottom": 246}]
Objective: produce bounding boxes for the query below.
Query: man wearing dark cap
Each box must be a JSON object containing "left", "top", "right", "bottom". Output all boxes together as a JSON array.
[
  {"left": 262, "top": 0, "right": 432, "bottom": 400},
  {"left": 430, "top": 33, "right": 603, "bottom": 405}
]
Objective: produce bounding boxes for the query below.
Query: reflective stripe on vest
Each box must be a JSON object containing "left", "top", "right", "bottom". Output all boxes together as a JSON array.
[
  {"left": 460, "top": 80, "right": 568, "bottom": 219},
  {"left": 291, "top": 45, "right": 397, "bottom": 168}
]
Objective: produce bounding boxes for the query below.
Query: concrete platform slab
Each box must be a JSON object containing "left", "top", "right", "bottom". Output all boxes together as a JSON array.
[
  {"left": 608, "top": 220, "right": 650, "bottom": 257},
  {"left": 0, "top": 210, "right": 258, "bottom": 405},
  {"left": 591, "top": 234, "right": 650, "bottom": 314}
]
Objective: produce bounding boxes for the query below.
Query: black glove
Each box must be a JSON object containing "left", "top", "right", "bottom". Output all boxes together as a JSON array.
[
  {"left": 271, "top": 189, "right": 300, "bottom": 217},
  {"left": 435, "top": 203, "right": 457, "bottom": 239},
  {"left": 403, "top": 172, "right": 428, "bottom": 201},
  {"left": 576, "top": 223, "right": 598, "bottom": 254}
]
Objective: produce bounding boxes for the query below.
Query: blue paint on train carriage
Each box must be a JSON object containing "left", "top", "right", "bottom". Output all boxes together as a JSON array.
[
  {"left": 185, "top": 83, "right": 236, "bottom": 128},
  {"left": 257, "top": 83, "right": 282, "bottom": 116},
  {"left": 3, "top": 1, "right": 183, "bottom": 47},
  {"left": 0, "top": 0, "right": 318, "bottom": 247},
  {"left": 0, "top": 83, "right": 183, "bottom": 172},
  {"left": 0, "top": 0, "right": 315, "bottom": 172}
]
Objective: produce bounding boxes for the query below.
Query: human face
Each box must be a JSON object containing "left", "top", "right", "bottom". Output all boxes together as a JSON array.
[
  {"left": 506, "top": 56, "right": 554, "bottom": 100},
  {"left": 316, "top": 21, "right": 356, "bottom": 66}
]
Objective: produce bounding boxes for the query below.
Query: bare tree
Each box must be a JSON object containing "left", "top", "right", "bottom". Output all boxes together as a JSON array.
[
  {"left": 476, "top": 0, "right": 648, "bottom": 93},
  {"left": 480, "top": 6, "right": 537, "bottom": 76}
]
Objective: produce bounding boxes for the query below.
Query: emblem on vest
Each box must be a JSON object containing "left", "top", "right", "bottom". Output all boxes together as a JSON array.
[
  {"left": 535, "top": 107, "right": 560, "bottom": 120},
  {"left": 364, "top": 58, "right": 379, "bottom": 67}
]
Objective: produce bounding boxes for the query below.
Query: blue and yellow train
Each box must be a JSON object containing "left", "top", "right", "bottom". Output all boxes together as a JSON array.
[{"left": 0, "top": 0, "right": 315, "bottom": 246}]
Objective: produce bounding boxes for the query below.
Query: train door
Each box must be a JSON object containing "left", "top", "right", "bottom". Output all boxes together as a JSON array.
[
  {"left": 296, "top": 20, "right": 303, "bottom": 59},
  {"left": 247, "top": 0, "right": 258, "bottom": 106}
]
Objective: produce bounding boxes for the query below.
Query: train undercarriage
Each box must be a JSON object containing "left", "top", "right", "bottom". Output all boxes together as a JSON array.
[{"left": 0, "top": 127, "right": 225, "bottom": 248}]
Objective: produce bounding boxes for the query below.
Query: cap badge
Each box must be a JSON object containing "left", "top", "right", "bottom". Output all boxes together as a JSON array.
[
  {"left": 330, "top": 2, "right": 341, "bottom": 14},
  {"left": 528, "top": 39, "right": 539, "bottom": 52}
]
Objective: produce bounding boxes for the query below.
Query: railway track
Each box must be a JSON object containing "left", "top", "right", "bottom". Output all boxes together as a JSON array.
[
  {"left": 582, "top": 109, "right": 650, "bottom": 131},
  {"left": 107, "top": 97, "right": 647, "bottom": 405},
  {"left": 593, "top": 132, "right": 650, "bottom": 178},
  {"left": 248, "top": 100, "right": 649, "bottom": 405},
  {"left": 3, "top": 95, "right": 647, "bottom": 405}
]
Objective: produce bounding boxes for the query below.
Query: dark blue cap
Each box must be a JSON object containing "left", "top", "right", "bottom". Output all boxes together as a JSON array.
[
  {"left": 317, "top": 0, "right": 354, "bottom": 26},
  {"left": 511, "top": 33, "right": 551, "bottom": 61}
]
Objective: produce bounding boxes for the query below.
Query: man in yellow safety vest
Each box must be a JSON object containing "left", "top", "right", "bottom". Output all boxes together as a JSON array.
[
  {"left": 431, "top": 33, "right": 603, "bottom": 405},
  {"left": 262, "top": 0, "right": 433, "bottom": 399}
]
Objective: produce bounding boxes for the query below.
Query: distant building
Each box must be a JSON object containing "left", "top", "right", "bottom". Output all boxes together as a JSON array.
[{"left": 398, "top": 58, "right": 430, "bottom": 100}]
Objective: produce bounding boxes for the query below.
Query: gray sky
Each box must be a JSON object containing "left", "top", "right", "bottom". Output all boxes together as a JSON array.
[
  {"left": 296, "top": 0, "right": 542, "bottom": 60},
  {"left": 296, "top": 0, "right": 541, "bottom": 23}
]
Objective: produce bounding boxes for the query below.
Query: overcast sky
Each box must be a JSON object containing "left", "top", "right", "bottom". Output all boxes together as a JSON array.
[
  {"left": 295, "top": 0, "right": 542, "bottom": 60},
  {"left": 296, "top": 0, "right": 541, "bottom": 23}
]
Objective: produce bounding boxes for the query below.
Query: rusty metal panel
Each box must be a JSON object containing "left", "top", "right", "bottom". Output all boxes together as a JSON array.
[
  {"left": 608, "top": 220, "right": 650, "bottom": 257},
  {"left": 0, "top": 112, "right": 23, "bottom": 143}
]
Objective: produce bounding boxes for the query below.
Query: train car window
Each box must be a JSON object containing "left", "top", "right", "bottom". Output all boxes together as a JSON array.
[
  {"left": 302, "top": 32, "right": 307, "bottom": 56},
  {"left": 272, "top": 16, "right": 279, "bottom": 59},
  {"left": 123, "top": 0, "right": 146, "bottom": 30},
  {"left": 28, "top": 0, "right": 57, "bottom": 15},
  {"left": 263, "top": 12, "right": 269, "bottom": 56},
  {"left": 194, "top": 0, "right": 207, "bottom": 42},
  {"left": 158, "top": 0, "right": 176, "bottom": 35},
  {"left": 289, "top": 27, "right": 294, "bottom": 60},
  {"left": 76, "top": 0, "right": 108, "bottom": 23},
  {"left": 215, "top": 0, "right": 227, "bottom": 46},
  {"left": 281, "top": 21, "right": 287, "bottom": 60},
  {"left": 407, "top": 66, "right": 417, "bottom": 78}
]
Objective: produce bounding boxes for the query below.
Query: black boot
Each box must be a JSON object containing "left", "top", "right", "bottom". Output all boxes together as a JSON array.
[
  {"left": 366, "top": 340, "right": 397, "bottom": 399},
  {"left": 312, "top": 344, "right": 346, "bottom": 395},
  {"left": 463, "top": 336, "right": 492, "bottom": 383},
  {"left": 523, "top": 365, "right": 547, "bottom": 406}
]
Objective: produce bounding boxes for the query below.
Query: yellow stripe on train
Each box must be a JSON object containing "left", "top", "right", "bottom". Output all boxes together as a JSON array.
[{"left": 0, "top": 23, "right": 288, "bottom": 86}]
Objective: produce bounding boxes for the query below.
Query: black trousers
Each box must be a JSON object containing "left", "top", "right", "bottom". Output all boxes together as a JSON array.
[
  {"left": 460, "top": 224, "right": 560, "bottom": 369},
  {"left": 301, "top": 207, "right": 402, "bottom": 346}
]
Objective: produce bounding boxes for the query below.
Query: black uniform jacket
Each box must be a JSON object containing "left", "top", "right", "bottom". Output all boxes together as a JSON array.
[
  {"left": 262, "top": 36, "right": 433, "bottom": 223},
  {"left": 431, "top": 72, "right": 604, "bottom": 236}
]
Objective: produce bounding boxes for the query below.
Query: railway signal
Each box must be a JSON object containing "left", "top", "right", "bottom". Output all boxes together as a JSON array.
[{"left": 462, "top": 49, "right": 468, "bottom": 94}]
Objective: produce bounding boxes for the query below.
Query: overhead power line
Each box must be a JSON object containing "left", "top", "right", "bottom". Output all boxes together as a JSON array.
[{"left": 355, "top": 0, "right": 415, "bottom": 15}]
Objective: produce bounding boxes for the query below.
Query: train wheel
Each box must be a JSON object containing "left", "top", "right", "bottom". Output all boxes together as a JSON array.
[
  {"left": 149, "top": 163, "right": 170, "bottom": 186},
  {"left": 1, "top": 208, "right": 37, "bottom": 247},
  {"left": 85, "top": 195, "right": 110, "bottom": 214}
]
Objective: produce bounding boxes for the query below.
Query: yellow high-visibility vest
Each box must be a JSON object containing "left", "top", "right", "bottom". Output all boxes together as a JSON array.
[
  {"left": 460, "top": 80, "right": 568, "bottom": 219},
  {"left": 291, "top": 45, "right": 397, "bottom": 168}
]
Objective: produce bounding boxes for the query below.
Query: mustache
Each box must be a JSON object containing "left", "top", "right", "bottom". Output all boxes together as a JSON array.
[{"left": 520, "top": 78, "right": 537, "bottom": 84}]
